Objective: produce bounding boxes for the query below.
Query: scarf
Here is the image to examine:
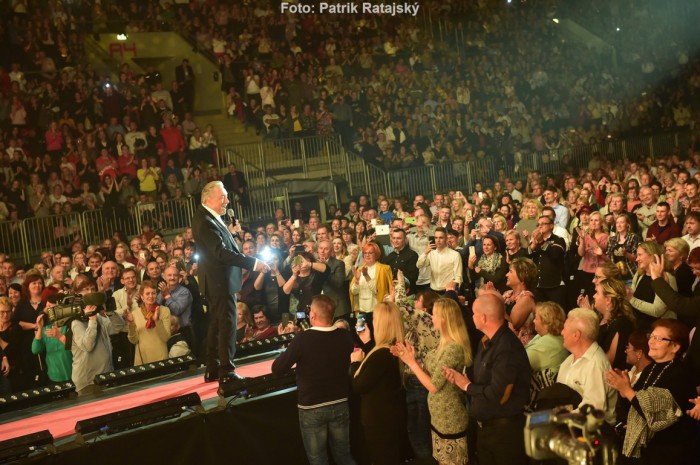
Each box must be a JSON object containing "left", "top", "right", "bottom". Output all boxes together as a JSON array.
[
  {"left": 142, "top": 304, "right": 158, "bottom": 329},
  {"left": 478, "top": 252, "right": 503, "bottom": 275}
]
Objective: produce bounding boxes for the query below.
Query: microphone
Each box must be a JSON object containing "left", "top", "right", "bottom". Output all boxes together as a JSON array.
[{"left": 226, "top": 208, "right": 237, "bottom": 226}]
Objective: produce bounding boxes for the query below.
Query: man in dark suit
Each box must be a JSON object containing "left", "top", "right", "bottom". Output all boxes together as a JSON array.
[
  {"left": 192, "top": 181, "right": 268, "bottom": 382},
  {"left": 175, "top": 58, "right": 195, "bottom": 112},
  {"left": 222, "top": 162, "right": 250, "bottom": 209},
  {"left": 316, "top": 239, "right": 351, "bottom": 319}
]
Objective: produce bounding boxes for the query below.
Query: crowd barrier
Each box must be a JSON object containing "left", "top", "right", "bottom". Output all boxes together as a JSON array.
[{"left": 1, "top": 198, "right": 198, "bottom": 264}]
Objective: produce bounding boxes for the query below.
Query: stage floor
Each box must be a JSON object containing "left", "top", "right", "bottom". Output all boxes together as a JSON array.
[{"left": 0, "top": 355, "right": 277, "bottom": 442}]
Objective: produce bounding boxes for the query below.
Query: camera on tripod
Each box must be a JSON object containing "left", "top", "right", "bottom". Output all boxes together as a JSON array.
[{"left": 524, "top": 404, "right": 618, "bottom": 465}]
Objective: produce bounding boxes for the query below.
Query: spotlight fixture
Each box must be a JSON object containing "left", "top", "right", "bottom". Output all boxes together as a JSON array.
[
  {"left": 0, "top": 383, "right": 75, "bottom": 414},
  {"left": 218, "top": 370, "right": 297, "bottom": 399},
  {"left": 0, "top": 430, "right": 53, "bottom": 463},
  {"left": 75, "top": 393, "right": 201, "bottom": 436},
  {"left": 94, "top": 355, "right": 198, "bottom": 388},
  {"left": 235, "top": 332, "right": 296, "bottom": 356}
]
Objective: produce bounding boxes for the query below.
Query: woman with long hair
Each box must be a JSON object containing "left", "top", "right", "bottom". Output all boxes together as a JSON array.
[
  {"left": 630, "top": 241, "right": 677, "bottom": 331},
  {"left": 576, "top": 211, "right": 610, "bottom": 297},
  {"left": 393, "top": 298, "right": 472, "bottom": 465},
  {"left": 351, "top": 302, "right": 406, "bottom": 465},
  {"left": 592, "top": 278, "right": 636, "bottom": 369},
  {"left": 605, "top": 214, "right": 641, "bottom": 282},
  {"left": 124, "top": 280, "right": 171, "bottom": 365}
]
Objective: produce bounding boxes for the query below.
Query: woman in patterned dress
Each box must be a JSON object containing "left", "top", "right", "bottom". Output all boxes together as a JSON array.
[{"left": 392, "top": 298, "right": 472, "bottom": 465}]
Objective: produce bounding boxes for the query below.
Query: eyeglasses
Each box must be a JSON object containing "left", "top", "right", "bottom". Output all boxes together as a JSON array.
[{"left": 647, "top": 333, "right": 673, "bottom": 343}]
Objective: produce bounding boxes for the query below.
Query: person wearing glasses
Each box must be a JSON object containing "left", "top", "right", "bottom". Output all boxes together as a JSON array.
[
  {"left": 350, "top": 243, "right": 393, "bottom": 323},
  {"left": 606, "top": 319, "right": 696, "bottom": 464},
  {"left": 529, "top": 215, "right": 567, "bottom": 309}
]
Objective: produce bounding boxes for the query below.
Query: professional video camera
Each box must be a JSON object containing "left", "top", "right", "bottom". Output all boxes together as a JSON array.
[
  {"left": 524, "top": 404, "right": 618, "bottom": 465},
  {"left": 45, "top": 292, "right": 117, "bottom": 327}
]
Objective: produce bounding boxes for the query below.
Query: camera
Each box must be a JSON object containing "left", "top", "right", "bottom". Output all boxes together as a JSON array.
[
  {"left": 46, "top": 292, "right": 116, "bottom": 327},
  {"left": 295, "top": 306, "right": 310, "bottom": 329},
  {"left": 524, "top": 405, "right": 617, "bottom": 465}
]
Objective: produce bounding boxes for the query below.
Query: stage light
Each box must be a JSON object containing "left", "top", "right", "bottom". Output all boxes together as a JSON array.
[
  {"left": 0, "top": 383, "right": 75, "bottom": 414},
  {"left": 236, "top": 332, "right": 296, "bottom": 356},
  {"left": 0, "top": 430, "right": 53, "bottom": 463},
  {"left": 116, "top": 34, "right": 128, "bottom": 41},
  {"left": 75, "top": 393, "right": 201, "bottom": 436},
  {"left": 94, "top": 354, "right": 197, "bottom": 388},
  {"left": 218, "top": 370, "right": 297, "bottom": 399}
]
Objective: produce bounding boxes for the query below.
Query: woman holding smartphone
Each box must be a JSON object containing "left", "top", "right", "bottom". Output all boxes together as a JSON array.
[{"left": 351, "top": 302, "right": 406, "bottom": 465}]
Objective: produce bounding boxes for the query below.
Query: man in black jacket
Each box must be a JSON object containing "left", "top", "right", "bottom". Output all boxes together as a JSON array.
[
  {"left": 530, "top": 215, "right": 567, "bottom": 310},
  {"left": 192, "top": 181, "right": 268, "bottom": 383},
  {"left": 382, "top": 228, "right": 419, "bottom": 290},
  {"left": 271, "top": 295, "right": 356, "bottom": 465},
  {"left": 317, "top": 240, "right": 351, "bottom": 319},
  {"left": 649, "top": 252, "right": 700, "bottom": 386}
]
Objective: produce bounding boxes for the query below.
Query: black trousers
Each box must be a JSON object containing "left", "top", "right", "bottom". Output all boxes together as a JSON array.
[
  {"left": 205, "top": 293, "right": 238, "bottom": 376},
  {"left": 474, "top": 415, "right": 528, "bottom": 465},
  {"left": 536, "top": 285, "right": 568, "bottom": 312}
]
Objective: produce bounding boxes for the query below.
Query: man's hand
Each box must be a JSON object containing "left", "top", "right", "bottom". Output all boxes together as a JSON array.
[
  {"left": 1, "top": 357, "right": 9, "bottom": 376},
  {"left": 84, "top": 305, "right": 98, "bottom": 320},
  {"left": 350, "top": 349, "right": 365, "bottom": 363},
  {"left": 443, "top": 366, "right": 471, "bottom": 391},
  {"left": 254, "top": 261, "right": 270, "bottom": 273}
]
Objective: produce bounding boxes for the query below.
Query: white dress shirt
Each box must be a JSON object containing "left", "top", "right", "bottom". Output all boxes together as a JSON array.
[{"left": 416, "top": 246, "right": 463, "bottom": 291}]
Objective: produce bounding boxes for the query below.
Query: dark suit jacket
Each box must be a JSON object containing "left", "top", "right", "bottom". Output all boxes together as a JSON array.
[
  {"left": 381, "top": 246, "right": 419, "bottom": 289},
  {"left": 192, "top": 205, "right": 255, "bottom": 296},
  {"left": 175, "top": 64, "right": 195, "bottom": 87},
  {"left": 322, "top": 257, "right": 351, "bottom": 317}
]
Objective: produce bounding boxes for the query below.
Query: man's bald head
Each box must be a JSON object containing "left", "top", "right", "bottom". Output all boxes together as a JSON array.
[{"left": 473, "top": 293, "right": 505, "bottom": 322}]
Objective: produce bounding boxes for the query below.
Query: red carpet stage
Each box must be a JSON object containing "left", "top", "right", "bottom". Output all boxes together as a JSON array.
[
  {"left": 0, "top": 357, "right": 310, "bottom": 465},
  {"left": 0, "top": 359, "right": 274, "bottom": 442}
]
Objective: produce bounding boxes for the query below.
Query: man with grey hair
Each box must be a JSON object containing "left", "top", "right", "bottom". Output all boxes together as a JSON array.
[
  {"left": 192, "top": 181, "right": 269, "bottom": 383},
  {"left": 557, "top": 308, "right": 617, "bottom": 423},
  {"left": 636, "top": 186, "right": 658, "bottom": 238}
]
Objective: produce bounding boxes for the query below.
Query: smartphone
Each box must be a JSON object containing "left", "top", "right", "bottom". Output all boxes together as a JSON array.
[
  {"left": 281, "top": 313, "right": 290, "bottom": 327},
  {"left": 139, "top": 251, "right": 147, "bottom": 260},
  {"left": 371, "top": 219, "right": 378, "bottom": 228},
  {"left": 392, "top": 268, "right": 398, "bottom": 279},
  {"left": 469, "top": 246, "right": 476, "bottom": 257},
  {"left": 295, "top": 311, "right": 306, "bottom": 320},
  {"left": 429, "top": 236, "right": 436, "bottom": 245},
  {"left": 293, "top": 219, "right": 300, "bottom": 228}
]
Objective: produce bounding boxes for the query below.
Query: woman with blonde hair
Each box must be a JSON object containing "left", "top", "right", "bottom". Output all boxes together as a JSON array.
[
  {"left": 525, "top": 301, "right": 569, "bottom": 408},
  {"left": 393, "top": 298, "right": 472, "bottom": 465},
  {"left": 350, "top": 242, "right": 393, "bottom": 319},
  {"left": 630, "top": 240, "right": 677, "bottom": 331},
  {"left": 351, "top": 302, "right": 405, "bottom": 465},
  {"left": 492, "top": 214, "right": 508, "bottom": 234},
  {"left": 591, "top": 278, "right": 636, "bottom": 368},
  {"left": 124, "top": 280, "right": 171, "bottom": 365},
  {"left": 576, "top": 211, "right": 609, "bottom": 295},
  {"left": 516, "top": 199, "right": 542, "bottom": 247},
  {"left": 663, "top": 237, "right": 694, "bottom": 296}
]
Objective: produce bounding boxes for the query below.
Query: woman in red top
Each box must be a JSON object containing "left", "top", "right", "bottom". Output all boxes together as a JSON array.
[{"left": 117, "top": 144, "right": 138, "bottom": 178}]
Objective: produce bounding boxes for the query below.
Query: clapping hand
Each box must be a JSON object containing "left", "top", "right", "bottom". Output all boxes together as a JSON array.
[
  {"left": 687, "top": 397, "right": 700, "bottom": 420},
  {"left": 649, "top": 255, "right": 665, "bottom": 281},
  {"left": 390, "top": 341, "right": 416, "bottom": 366},
  {"left": 443, "top": 366, "right": 470, "bottom": 391},
  {"left": 606, "top": 369, "right": 633, "bottom": 398},
  {"left": 254, "top": 260, "right": 270, "bottom": 273},
  {"left": 577, "top": 294, "right": 592, "bottom": 309}
]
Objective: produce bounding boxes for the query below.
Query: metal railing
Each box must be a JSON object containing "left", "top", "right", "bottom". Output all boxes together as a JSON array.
[{"left": 1, "top": 198, "right": 198, "bottom": 264}]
